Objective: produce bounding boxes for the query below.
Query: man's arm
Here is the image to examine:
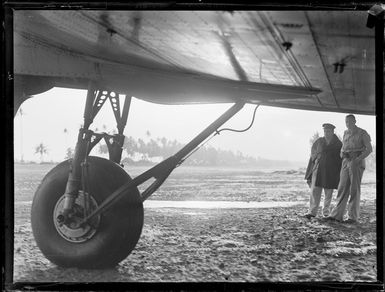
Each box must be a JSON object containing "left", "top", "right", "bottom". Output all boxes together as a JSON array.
[
  {"left": 310, "top": 139, "right": 320, "bottom": 161},
  {"left": 356, "top": 131, "right": 372, "bottom": 161},
  {"left": 340, "top": 132, "right": 346, "bottom": 158}
]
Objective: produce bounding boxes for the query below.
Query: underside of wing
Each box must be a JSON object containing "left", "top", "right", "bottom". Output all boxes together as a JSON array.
[{"left": 13, "top": 10, "right": 375, "bottom": 115}]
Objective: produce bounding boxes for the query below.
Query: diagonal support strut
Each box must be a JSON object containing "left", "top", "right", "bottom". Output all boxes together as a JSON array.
[{"left": 79, "top": 101, "right": 245, "bottom": 226}]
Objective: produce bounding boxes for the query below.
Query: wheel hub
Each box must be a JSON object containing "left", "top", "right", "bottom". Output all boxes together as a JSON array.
[{"left": 53, "top": 192, "right": 100, "bottom": 243}]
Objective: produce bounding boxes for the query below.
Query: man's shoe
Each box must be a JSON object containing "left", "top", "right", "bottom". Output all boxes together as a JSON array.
[
  {"left": 323, "top": 216, "right": 339, "bottom": 222},
  {"left": 303, "top": 213, "right": 315, "bottom": 219},
  {"left": 343, "top": 219, "right": 357, "bottom": 224}
]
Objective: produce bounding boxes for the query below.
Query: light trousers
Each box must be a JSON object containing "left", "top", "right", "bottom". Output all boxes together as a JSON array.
[
  {"left": 329, "top": 158, "right": 364, "bottom": 221},
  {"left": 308, "top": 168, "right": 333, "bottom": 216}
]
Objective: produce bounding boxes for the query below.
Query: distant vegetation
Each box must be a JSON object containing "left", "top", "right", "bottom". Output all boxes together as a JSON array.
[
  {"left": 34, "top": 143, "right": 48, "bottom": 163},
  {"left": 22, "top": 133, "right": 376, "bottom": 171},
  {"left": 92, "top": 135, "right": 300, "bottom": 168},
  {"left": 64, "top": 147, "right": 74, "bottom": 160},
  {"left": 97, "top": 136, "right": 259, "bottom": 167}
]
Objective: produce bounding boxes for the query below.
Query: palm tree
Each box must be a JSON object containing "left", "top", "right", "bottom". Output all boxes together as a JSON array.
[
  {"left": 63, "top": 128, "right": 69, "bottom": 155},
  {"left": 123, "top": 136, "right": 137, "bottom": 157},
  {"left": 98, "top": 143, "right": 108, "bottom": 155},
  {"left": 35, "top": 143, "right": 48, "bottom": 163},
  {"left": 64, "top": 147, "right": 74, "bottom": 160}
]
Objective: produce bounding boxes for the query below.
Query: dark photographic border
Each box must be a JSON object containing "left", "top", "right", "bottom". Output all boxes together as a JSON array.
[{"left": 3, "top": 1, "right": 384, "bottom": 290}]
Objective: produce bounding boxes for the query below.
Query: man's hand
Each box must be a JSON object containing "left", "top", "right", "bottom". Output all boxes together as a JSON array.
[
  {"left": 351, "top": 157, "right": 362, "bottom": 166},
  {"left": 341, "top": 152, "right": 350, "bottom": 159}
]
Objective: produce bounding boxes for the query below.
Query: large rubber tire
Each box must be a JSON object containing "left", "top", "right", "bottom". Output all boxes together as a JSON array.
[{"left": 31, "top": 156, "right": 144, "bottom": 268}]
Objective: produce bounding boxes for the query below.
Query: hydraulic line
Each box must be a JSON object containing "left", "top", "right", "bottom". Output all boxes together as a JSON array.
[
  {"left": 217, "top": 104, "right": 260, "bottom": 134},
  {"left": 177, "top": 104, "right": 260, "bottom": 166}
]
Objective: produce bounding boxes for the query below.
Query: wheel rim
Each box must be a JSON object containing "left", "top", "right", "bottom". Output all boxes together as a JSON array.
[{"left": 53, "top": 192, "right": 101, "bottom": 243}]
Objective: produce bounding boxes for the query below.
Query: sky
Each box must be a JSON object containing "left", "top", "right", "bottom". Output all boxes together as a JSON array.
[{"left": 13, "top": 87, "right": 376, "bottom": 164}]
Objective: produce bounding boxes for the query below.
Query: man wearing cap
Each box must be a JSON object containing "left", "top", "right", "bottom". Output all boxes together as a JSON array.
[
  {"left": 304, "top": 123, "right": 342, "bottom": 219},
  {"left": 326, "top": 114, "right": 372, "bottom": 223}
]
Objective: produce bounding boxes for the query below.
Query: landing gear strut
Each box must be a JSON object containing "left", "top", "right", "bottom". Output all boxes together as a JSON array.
[
  {"left": 32, "top": 83, "right": 143, "bottom": 268},
  {"left": 31, "top": 82, "right": 244, "bottom": 268}
]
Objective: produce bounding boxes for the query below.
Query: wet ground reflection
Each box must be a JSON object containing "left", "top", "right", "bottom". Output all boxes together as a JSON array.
[{"left": 144, "top": 200, "right": 306, "bottom": 209}]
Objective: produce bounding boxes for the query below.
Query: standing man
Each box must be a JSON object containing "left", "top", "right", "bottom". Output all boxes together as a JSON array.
[
  {"left": 304, "top": 123, "right": 342, "bottom": 219},
  {"left": 326, "top": 114, "right": 372, "bottom": 223}
]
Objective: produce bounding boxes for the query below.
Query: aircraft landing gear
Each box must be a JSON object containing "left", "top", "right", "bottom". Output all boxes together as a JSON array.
[
  {"left": 31, "top": 82, "right": 245, "bottom": 268},
  {"left": 31, "top": 83, "right": 143, "bottom": 268}
]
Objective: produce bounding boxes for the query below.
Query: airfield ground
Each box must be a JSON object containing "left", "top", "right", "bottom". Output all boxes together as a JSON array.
[{"left": 13, "top": 163, "right": 377, "bottom": 282}]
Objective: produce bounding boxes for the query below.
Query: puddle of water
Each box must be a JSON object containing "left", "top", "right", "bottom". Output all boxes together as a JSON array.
[
  {"left": 144, "top": 200, "right": 306, "bottom": 209},
  {"left": 15, "top": 200, "right": 307, "bottom": 209}
]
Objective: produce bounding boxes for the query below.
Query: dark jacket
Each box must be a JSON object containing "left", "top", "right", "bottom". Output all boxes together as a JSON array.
[{"left": 305, "top": 134, "right": 342, "bottom": 189}]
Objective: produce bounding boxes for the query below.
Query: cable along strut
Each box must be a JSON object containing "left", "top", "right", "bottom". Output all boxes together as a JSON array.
[{"left": 177, "top": 104, "right": 260, "bottom": 167}]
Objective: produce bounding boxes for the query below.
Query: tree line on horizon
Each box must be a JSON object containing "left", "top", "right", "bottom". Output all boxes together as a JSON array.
[
  {"left": 32, "top": 131, "right": 376, "bottom": 170},
  {"left": 96, "top": 135, "right": 261, "bottom": 167}
]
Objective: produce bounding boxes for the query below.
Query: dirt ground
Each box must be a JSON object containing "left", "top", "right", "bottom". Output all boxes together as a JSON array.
[{"left": 12, "top": 163, "right": 377, "bottom": 282}]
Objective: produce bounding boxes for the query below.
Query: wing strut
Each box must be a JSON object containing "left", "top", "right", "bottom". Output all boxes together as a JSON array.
[{"left": 78, "top": 100, "right": 245, "bottom": 226}]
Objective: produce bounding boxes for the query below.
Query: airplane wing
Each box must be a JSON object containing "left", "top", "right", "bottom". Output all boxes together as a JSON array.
[{"left": 13, "top": 10, "right": 375, "bottom": 115}]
